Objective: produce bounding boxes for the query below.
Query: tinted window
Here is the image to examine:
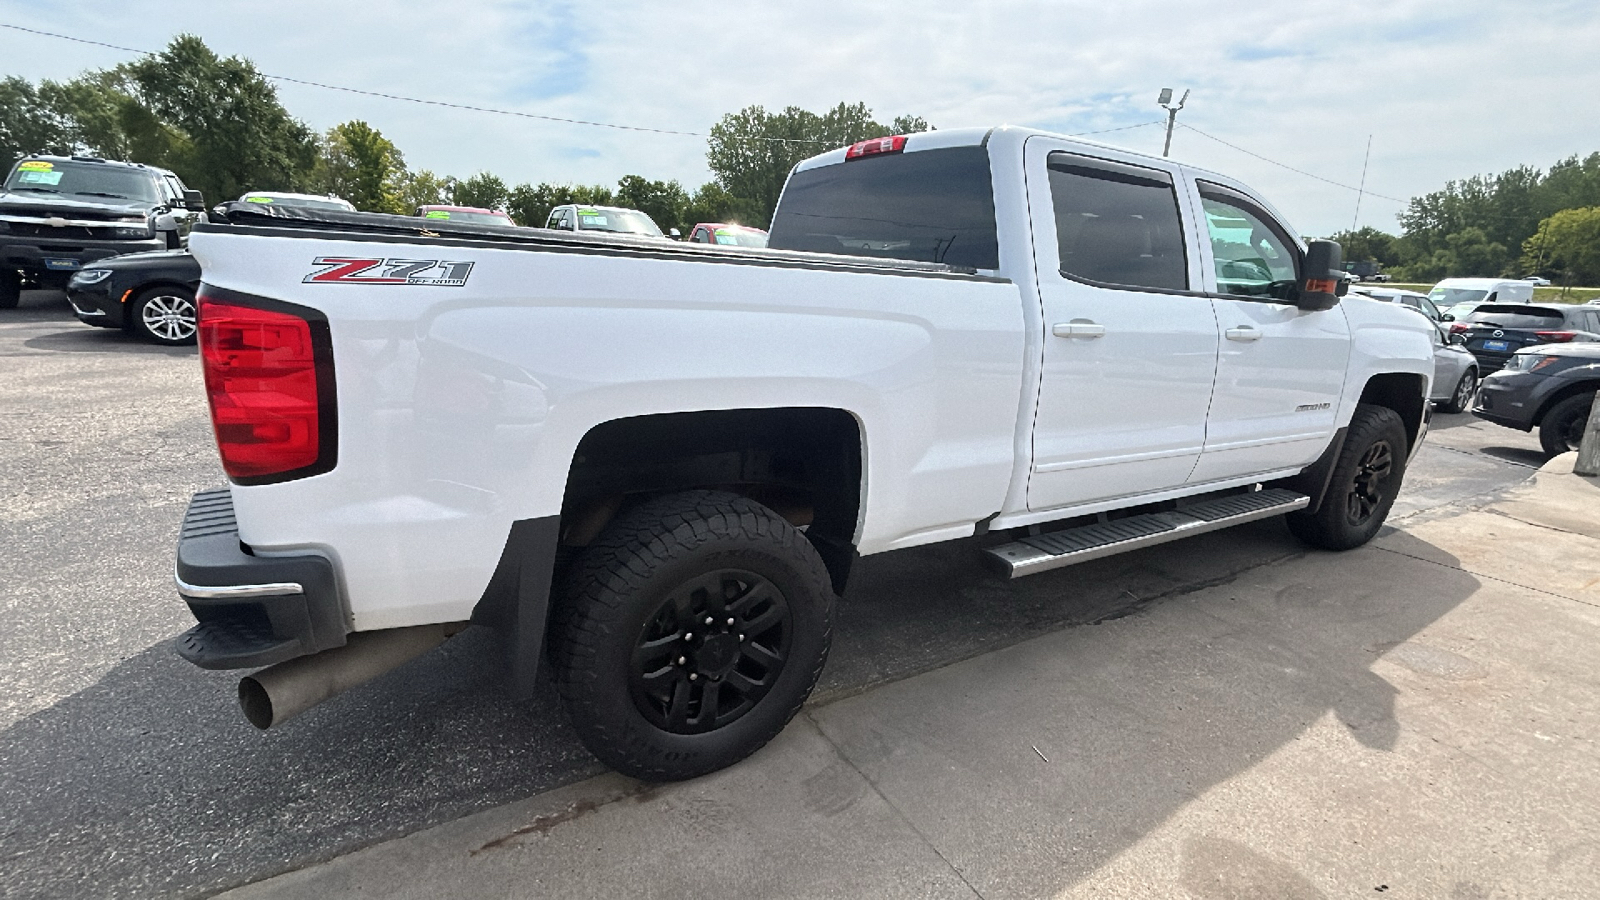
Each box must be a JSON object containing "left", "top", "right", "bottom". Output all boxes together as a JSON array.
[
  {"left": 1048, "top": 154, "right": 1188, "bottom": 291},
  {"left": 1430, "top": 287, "right": 1487, "bottom": 307},
  {"left": 1200, "top": 183, "right": 1299, "bottom": 300},
  {"left": 1462, "top": 305, "right": 1564, "bottom": 329},
  {"left": 767, "top": 146, "right": 999, "bottom": 269}
]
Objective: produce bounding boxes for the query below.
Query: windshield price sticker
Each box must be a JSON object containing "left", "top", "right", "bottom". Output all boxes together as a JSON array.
[
  {"left": 246, "top": 196, "right": 274, "bottom": 203},
  {"left": 18, "top": 171, "right": 64, "bottom": 185},
  {"left": 304, "top": 257, "right": 475, "bottom": 286},
  {"left": 424, "top": 210, "right": 451, "bottom": 219},
  {"left": 18, "top": 161, "right": 54, "bottom": 172}
]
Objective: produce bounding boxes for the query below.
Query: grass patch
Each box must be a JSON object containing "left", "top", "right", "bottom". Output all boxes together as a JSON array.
[{"left": 1374, "top": 282, "right": 1599, "bottom": 305}]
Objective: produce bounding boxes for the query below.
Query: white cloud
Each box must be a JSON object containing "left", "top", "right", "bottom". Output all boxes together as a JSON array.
[{"left": 3, "top": 0, "right": 1598, "bottom": 235}]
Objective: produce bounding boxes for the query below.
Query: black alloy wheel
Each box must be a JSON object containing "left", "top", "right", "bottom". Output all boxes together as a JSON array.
[
  {"left": 1286, "top": 404, "right": 1409, "bottom": 551},
  {"left": 629, "top": 568, "right": 792, "bottom": 734},
  {"left": 555, "top": 490, "right": 834, "bottom": 781}
]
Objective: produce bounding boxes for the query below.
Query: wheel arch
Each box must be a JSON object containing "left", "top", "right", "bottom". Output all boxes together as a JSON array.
[
  {"left": 1356, "top": 372, "right": 1428, "bottom": 454},
  {"left": 1532, "top": 378, "right": 1600, "bottom": 427}
]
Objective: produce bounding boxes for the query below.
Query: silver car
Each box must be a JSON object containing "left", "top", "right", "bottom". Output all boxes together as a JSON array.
[{"left": 1427, "top": 323, "right": 1479, "bottom": 413}]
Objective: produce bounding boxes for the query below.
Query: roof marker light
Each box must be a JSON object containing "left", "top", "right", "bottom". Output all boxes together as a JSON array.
[{"left": 844, "top": 135, "right": 907, "bottom": 161}]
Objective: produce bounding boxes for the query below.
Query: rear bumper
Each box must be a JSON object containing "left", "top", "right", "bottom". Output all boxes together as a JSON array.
[{"left": 174, "top": 488, "right": 348, "bottom": 670}]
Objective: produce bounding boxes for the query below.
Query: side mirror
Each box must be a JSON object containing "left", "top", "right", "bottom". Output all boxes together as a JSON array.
[
  {"left": 1297, "top": 240, "right": 1343, "bottom": 311},
  {"left": 183, "top": 190, "right": 206, "bottom": 212},
  {"left": 668, "top": 227, "right": 682, "bottom": 239},
  {"left": 1440, "top": 313, "right": 1455, "bottom": 322}
]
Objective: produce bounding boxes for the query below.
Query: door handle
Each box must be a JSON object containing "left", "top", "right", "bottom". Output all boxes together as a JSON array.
[
  {"left": 1225, "top": 326, "right": 1263, "bottom": 342},
  {"left": 1052, "top": 321, "right": 1106, "bottom": 339}
]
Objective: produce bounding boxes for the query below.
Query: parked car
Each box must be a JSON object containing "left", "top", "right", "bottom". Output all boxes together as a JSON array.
[
  {"left": 1426, "top": 325, "right": 1480, "bottom": 413},
  {"left": 1523, "top": 276, "right": 1551, "bottom": 286},
  {"left": 415, "top": 205, "right": 517, "bottom": 227},
  {"left": 686, "top": 223, "right": 769, "bottom": 247},
  {"left": 237, "top": 192, "right": 355, "bottom": 212},
  {"left": 1, "top": 154, "right": 204, "bottom": 308},
  {"left": 174, "top": 124, "right": 1433, "bottom": 782},
  {"left": 65, "top": 248, "right": 202, "bottom": 345},
  {"left": 1427, "top": 277, "right": 1533, "bottom": 313},
  {"left": 1353, "top": 287, "right": 1444, "bottom": 323},
  {"left": 1474, "top": 344, "right": 1600, "bottom": 455},
  {"left": 1448, "top": 303, "right": 1600, "bottom": 373},
  {"left": 544, "top": 204, "right": 669, "bottom": 238}
]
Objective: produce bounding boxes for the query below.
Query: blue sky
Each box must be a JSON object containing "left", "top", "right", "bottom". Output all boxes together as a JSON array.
[{"left": 3, "top": 0, "right": 1598, "bottom": 237}]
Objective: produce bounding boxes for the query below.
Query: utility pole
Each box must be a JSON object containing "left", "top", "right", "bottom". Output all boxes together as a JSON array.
[{"left": 1158, "top": 88, "right": 1188, "bottom": 157}]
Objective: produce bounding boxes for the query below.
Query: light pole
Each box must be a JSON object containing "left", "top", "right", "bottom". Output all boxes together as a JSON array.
[{"left": 1158, "top": 88, "right": 1189, "bottom": 157}]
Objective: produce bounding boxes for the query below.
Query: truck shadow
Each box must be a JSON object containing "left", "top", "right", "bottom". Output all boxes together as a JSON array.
[
  {"left": 0, "top": 520, "right": 1476, "bottom": 898},
  {"left": 23, "top": 327, "right": 195, "bottom": 356}
]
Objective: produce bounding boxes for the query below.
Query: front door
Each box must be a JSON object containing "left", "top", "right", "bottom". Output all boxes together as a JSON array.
[
  {"left": 1024, "top": 140, "right": 1219, "bottom": 512},
  {"left": 1187, "top": 179, "right": 1349, "bottom": 483}
]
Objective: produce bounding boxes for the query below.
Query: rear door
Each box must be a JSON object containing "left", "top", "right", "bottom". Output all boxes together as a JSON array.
[
  {"left": 1022, "top": 139, "right": 1219, "bottom": 511},
  {"left": 1186, "top": 178, "right": 1350, "bottom": 483}
]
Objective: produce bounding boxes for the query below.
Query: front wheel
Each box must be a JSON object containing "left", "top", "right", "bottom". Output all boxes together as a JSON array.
[
  {"left": 1539, "top": 393, "right": 1594, "bottom": 457},
  {"left": 131, "top": 286, "right": 197, "bottom": 345},
  {"left": 0, "top": 269, "right": 20, "bottom": 309},
  {"left": 1441, "top": 368, "right": 1478, "bottom": 414},
  {"left": 1287, "top": 404, "right": 1409, "bottom": 551},
  {"left": 554, "top": 490, "right": 834, "bottom": 781}
]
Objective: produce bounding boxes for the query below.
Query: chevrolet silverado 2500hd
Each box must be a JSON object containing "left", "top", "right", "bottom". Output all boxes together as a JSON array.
[{"left": 174, "top": 126, "right": 1434, "bottom": 780}]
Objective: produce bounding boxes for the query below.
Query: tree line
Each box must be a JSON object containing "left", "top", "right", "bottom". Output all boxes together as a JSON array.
[
  {"left": 0, "top": 34, "right": 927, "bottom": 233},
  {"left": 1331, "top": 151, "right": 1600, "bottom": 285}
]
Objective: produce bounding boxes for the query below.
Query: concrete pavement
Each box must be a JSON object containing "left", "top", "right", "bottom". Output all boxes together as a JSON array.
[{"left": 220, "top": 455, "right": 1600, "bottom": 900}]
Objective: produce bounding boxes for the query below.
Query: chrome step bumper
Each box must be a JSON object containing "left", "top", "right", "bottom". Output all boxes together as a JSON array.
[{"left": 983, "top": 488, "right": 1310, "bottom": 579}]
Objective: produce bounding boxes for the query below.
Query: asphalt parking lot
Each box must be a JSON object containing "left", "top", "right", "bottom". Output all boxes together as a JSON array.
[{"left": 0, "top": 290, "right": 1560, "bottom": 899}]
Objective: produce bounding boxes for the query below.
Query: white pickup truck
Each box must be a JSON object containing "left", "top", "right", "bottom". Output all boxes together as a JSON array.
[{"left": 174, "top": 126, "right": 1434, "bottom": 780}]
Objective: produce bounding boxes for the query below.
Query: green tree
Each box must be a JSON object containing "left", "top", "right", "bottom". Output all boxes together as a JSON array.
[
  {"left": 1524, "top": 206, "right": 1600, "bottom": 285},
  {"left": 1328, "top": 226, "right": 1400, "bottom": 267},
  {"left": 679, "top": 182, "right": 764, "bottom": 230},
  {"left": 506, "top": 182, "right": 615, "bottom": 227},
  {"left": 393, "top": 169, "right": 455, "bottom": 212},
  {"left": 314, "top": 121, "right": 406, "bottom": 213},
  {"left": 452, "top": 172, "right": 509, "bottom": 210},
  {"left": 0, "top": 76, "right": 70, "bottom": 162},
  {"left": 121, "top": 34, "right": 317, "bottom": 201},
  {"left": 706, "top": 102, "right": 931, "bottom": 228},
  {"left": 615, "top": 175, "right": 689, "bottom": 233}
]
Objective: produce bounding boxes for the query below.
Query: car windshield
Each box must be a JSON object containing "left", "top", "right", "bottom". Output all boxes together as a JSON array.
[
  {"left": 711, "top": 228, "right": 768, "bottom": 248},
  {"left": 767, "top": 146, "right": 1000, "bottom": 269},
  {"left": 1462, "top": 305, "right": 1564, "bottom": 329},
  {"left": 574, "top": 208, "right": 662, "bottom": 236},
  {"left": 4, "top": 160, "right": 162, "bottom": 204},
  {"left": 420, "top": 210, "right": 514, "bottom": 226},
  {"left": 246, "top": 195, "right": 353, "bottom": 211},
  {"left": 1429, "top": 287, "right": 1488, "bottom": 307}
]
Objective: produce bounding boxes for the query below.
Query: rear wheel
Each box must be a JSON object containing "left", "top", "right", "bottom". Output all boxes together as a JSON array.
[
  {"left": 1287, "top": 404, "right": 1408, "bottom": 551},
  {"left": 554, "top": 490, "right": 834, "bottom": 781},
  {"left": 0, "top": 269, "right": 20, "bottom": 309},
  {"left": 131, "top": 286, "right": 197, "bottom": 345},
  {"left": 1539, "top": 393, "right": 1594, "bottom": 457},
  {"left": 1441, "top": 368, "right": 1478, "bottom": 414}
]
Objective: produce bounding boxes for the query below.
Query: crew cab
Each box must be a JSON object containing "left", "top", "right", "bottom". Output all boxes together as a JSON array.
[
  {"left": 173, "top": 126, "right": 1434, "bottom": 781},
  {"left": 0, "top": 155, "right": 205, "bottom": 308}
]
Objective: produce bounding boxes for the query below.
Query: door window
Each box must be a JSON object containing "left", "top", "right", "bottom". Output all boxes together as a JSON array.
[
  {"left": 1199, "top": 184, "right": 1300, "bottom": 301},
  {"left": 1047, "top": 153, "right": 1188, "bottom": 292}
]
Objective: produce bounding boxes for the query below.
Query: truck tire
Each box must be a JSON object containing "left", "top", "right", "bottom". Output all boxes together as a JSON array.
[
  {"left": 131, "top": 286, "right": 198, "bottom": 345},
  {"left": 0, "top": 270, "right": 19, "bottom": 309},
  {"left": 1538, "top": 392, "right": 1593, "bottom": 457},
  {"left": 1286, "top": 404, "right": 1408, "bottom": 551},
  {"left": 554, "top": 490, "right": 834, "bottom": 781}
]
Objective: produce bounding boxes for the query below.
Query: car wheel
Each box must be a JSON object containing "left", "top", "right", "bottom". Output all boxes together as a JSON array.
[
  {"left": 0, "top": 269, "right": 20, "bottom": 309},
  {"left": 1442, "top": 369, "right": 1478, "bottom": 414},
  {"left": 1286, "top": 404, "right": 1409, "bottom": 551},
  {"left": 131, "top": 286, "right": 198, "bottom": 345},
  {"left": 554, "top": 490, "right": 834, "bottom": 781},
  {"left": 1538, "top": 392, "right": 1594, "bottom": 457}
]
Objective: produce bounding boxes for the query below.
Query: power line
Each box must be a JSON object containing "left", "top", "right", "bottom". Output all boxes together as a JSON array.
[{"left": 1176, "top": 122, "right": 1405, "bottom": 203}]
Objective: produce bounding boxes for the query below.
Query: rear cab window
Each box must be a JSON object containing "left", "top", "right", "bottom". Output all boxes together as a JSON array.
[
  {"left": 1048, "top": 153, "right": 1189, "bottom": 292},
  {"left": 767, "top": 145, "right": 999, "bottom": 270}
]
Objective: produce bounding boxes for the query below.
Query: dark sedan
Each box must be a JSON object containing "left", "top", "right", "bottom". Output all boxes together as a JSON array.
[
  {"left": 65, "top": 248, "right": 201, "bottom": 345},
  {"left": 1473, "top": 343, "right": 1600, "bottom": 456},
  {"left": 1448, "top": 304, "right": 1600, "bottom": 374}
]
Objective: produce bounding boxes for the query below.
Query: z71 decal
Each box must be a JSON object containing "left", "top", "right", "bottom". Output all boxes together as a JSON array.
[{"left": 304, "top": 257, "right": 475, "bottom": 286}]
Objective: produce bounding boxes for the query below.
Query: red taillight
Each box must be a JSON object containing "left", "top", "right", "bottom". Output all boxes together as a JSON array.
[
  {"left": 844, "top": 135, "right": 907, "bottom": 160},
  {"left": 1449, "top": 323, "right": 1468, "bottom": 334},
  {"left": 198, "top": 289, "right": 336, "bottom": 483},
  {"left": 1534, "top": 330, "right": 1577, "bottom": 343}
]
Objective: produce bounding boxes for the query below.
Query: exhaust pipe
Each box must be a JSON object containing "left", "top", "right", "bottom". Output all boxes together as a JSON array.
[{"left": 239, "top": 623, "right": 462, "bottom": 729}]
